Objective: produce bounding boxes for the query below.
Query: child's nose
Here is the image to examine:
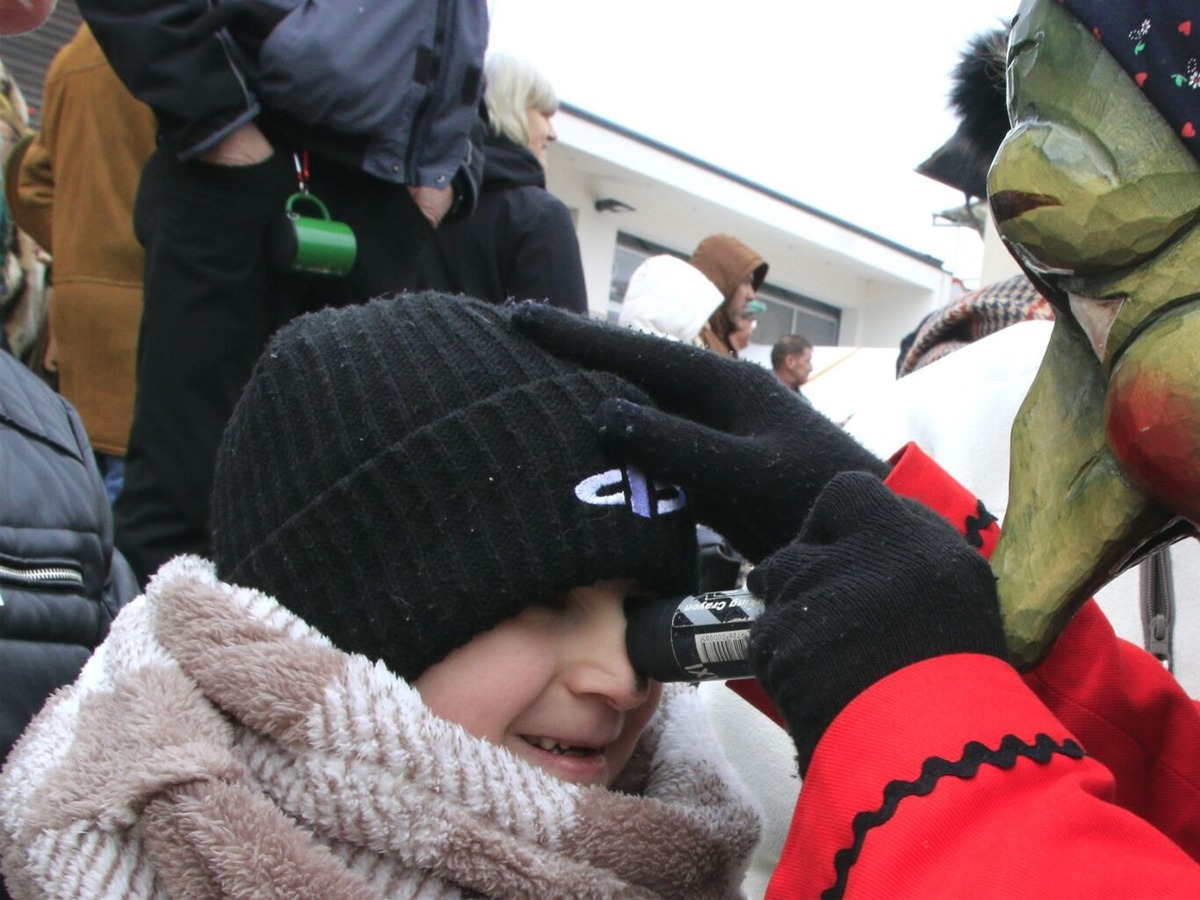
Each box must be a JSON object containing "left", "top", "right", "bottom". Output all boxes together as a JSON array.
[{"left": 565, "top": 605, "right": 652, "bottom": 711}]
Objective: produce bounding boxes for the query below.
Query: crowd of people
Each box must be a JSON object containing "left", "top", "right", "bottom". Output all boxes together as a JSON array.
[{"left": 2, "top": 0, "right": 1200, "bottom": 898}]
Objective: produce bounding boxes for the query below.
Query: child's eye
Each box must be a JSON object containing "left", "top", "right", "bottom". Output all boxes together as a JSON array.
[{"left": 622, "top": 593, "right": 656, "bottom": 615}]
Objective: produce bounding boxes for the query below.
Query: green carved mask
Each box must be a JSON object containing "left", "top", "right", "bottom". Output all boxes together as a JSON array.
[{"left": 985, "top": 0, "right": 1200, "bottom": 666}]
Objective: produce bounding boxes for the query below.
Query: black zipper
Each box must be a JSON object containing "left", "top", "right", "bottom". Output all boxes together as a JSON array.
[
  {"left": 0, "top": 561, "right": 85, "bottom": 606},
  {"left": 1139, "top": 547, "right": 1175, "bottom": 672}
]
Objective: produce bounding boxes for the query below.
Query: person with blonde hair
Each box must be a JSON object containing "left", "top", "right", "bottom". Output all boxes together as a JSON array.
[
  {"left": 482, "top": 51, "right": 559, "bottom": 162},
  {"left": 418, "top": 52, "right": 588, "bottom": 313}
]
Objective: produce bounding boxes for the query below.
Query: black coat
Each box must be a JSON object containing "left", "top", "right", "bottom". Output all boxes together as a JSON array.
[
  {"left": 417, "top": 134, "right": 588, "bottom": 313},
  {"left": 0, "top": 352, "right": 137, "bottom": 764}
]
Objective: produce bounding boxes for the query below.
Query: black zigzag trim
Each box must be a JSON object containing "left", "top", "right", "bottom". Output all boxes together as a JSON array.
[
  {"left": 964, "top": 499, "right": 998, "bottom": 549},
  {"left": 822, "top": 733, "right": 1084, "bottom": 899}
]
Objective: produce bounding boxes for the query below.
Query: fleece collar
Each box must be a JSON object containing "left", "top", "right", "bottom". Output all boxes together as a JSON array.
[{"left": 0, "top": 556, "right": 761, "bottom": 899}]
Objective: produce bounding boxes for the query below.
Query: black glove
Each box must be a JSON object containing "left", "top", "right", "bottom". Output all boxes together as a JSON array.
[
  {"left": 747, "top": 472, "right": 1007, "bottom": 774},
  {"left": 510, "top": 303, "right": 889, "bottom": 562}
]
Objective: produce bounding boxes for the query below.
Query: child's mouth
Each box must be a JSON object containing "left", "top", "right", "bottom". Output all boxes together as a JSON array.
[
  {"left": 517, "top": 734, "right": 614, "bottom": 785},
  {"left": 524, "top": 736, "right": 599, "bottom": 758}
]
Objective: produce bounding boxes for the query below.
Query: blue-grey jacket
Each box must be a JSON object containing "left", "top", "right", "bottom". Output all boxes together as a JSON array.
[
  {"left": 0, "top": 352, "right": 137, "bottom": 764},
  {"left": 77, "top": 0, "right": 487, "bottom": 212}
]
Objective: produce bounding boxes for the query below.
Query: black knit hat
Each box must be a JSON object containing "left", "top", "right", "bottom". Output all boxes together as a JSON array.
[{"left": 210, "top": 293, "right": 698, "bottom": 679}]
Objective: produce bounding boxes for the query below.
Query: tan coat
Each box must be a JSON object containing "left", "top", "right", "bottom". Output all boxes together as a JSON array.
[{"left": 5, "top": 24, "right": 156, "bottom": 456}]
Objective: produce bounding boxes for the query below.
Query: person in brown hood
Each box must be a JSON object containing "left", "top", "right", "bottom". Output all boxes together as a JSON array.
[{"left": 689, "top": 234, "right": 768, "bottom": 358}]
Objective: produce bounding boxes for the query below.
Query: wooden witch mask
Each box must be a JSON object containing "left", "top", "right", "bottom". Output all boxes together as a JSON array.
[{"left": 988, "top": 0, "right": 1200, "bottom": 665}]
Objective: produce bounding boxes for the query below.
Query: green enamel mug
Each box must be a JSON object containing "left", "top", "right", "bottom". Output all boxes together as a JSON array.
[{"left": 267, "top": 192, "right": 357, "bottom": 276}]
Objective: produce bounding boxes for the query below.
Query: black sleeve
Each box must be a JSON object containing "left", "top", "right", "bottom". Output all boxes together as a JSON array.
[
  {"left": 506, "top": 192, "right": 588, "bottom": 314},
  {"left": 78, "top": 0, "right": 261, "bottom": 157}
]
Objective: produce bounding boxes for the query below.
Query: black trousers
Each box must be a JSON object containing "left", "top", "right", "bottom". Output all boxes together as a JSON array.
[{"left": 117, "top": 146, "right": 432, "bottom": 586}]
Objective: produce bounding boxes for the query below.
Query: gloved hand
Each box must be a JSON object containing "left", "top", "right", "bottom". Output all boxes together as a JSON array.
[
  {"left": 510, "top": 303, "right": 889, "bottom": 562},
  {"left": 747, "top": 472, "right": 1007, "bottom": 774}
]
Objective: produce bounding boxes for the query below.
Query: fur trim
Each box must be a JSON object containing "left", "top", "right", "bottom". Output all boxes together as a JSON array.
[{"left": 917, "top": 24, "right": 1011, "bottom": 199}]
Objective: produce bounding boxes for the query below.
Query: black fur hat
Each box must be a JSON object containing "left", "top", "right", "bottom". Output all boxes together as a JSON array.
[{"left": 917, "top": 24, "right": 1011, "bottom": 201}]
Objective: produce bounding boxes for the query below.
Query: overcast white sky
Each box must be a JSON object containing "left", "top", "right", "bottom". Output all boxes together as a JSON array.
[{"left": 487, "top": 0, "right": 1020, "bottom": 283}]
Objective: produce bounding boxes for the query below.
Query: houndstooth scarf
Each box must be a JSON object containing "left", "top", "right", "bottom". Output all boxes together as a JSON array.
[
  {"left": 0, "top": 556, "right": 761, "bottom": 899},
  {"left": 898, "top": 274, "right": 1054, "bottom": 377}
]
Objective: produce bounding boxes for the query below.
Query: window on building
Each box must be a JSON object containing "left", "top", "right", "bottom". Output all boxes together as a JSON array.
[
  {"left": 608, "top": 232, "right": 840, "bottom": 347},
  {"left": 754, "top": 283, "right": 840, "bottom": 347}
]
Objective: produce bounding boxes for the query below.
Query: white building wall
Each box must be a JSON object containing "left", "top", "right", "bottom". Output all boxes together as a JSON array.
[
  {"left": 851, "top": 280, "right": 951, "bottom": 348},
  {"left": 567, "top": 202, "right": 621, "bottom": 312},
  {"left": 544, "top": 108, "right": 957, "bottom": 349}
]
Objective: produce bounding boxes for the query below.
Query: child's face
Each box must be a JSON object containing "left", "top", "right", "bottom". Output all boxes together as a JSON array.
[{"left": 414, "top": 578, "right": 661, "bottom": 787}]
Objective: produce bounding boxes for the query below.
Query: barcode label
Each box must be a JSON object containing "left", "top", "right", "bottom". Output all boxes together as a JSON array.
[{"left": 696, "top": 630, "right": 750, "bottom": 664}]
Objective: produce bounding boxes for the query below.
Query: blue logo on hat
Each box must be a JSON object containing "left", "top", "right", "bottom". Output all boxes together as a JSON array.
[{"left": 574, "top": 465, "right": 687, "bottom": 518}]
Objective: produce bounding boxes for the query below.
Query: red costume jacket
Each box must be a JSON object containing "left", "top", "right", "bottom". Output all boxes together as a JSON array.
[{"left": 734, "top": 444, "right": 1200, "bottom": 898}]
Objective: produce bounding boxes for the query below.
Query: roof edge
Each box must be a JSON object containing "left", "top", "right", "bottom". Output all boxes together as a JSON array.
[{"left": 560, "top": 101, "right": 947, "bottom": 272}]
